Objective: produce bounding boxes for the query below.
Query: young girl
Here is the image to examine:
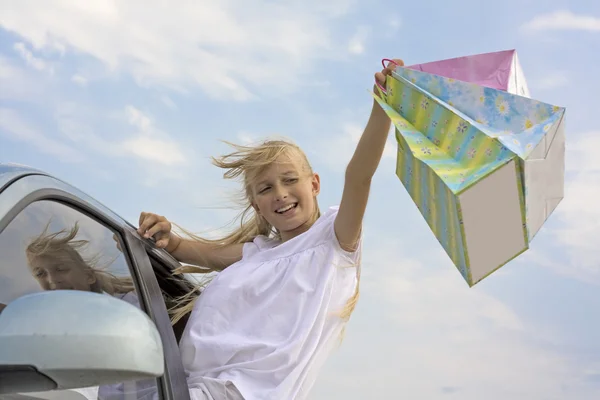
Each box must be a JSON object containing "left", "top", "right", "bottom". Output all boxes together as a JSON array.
[{"left": 138, "top": 59, "right": 403, "bottom": 400}]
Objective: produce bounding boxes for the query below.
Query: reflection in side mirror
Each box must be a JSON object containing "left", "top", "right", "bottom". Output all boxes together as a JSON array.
[{"left": 0, "top": 291, "right": 164, "bottom": 394}]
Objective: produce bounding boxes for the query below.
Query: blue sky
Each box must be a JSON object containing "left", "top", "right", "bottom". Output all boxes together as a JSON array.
[{"left": 1, "top": 0, "right": 599, "bottom": 398}]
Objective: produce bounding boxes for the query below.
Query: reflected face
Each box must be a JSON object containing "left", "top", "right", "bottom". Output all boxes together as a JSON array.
[{"left": 29, "top": 254, "right": 96, "bottom": 291}]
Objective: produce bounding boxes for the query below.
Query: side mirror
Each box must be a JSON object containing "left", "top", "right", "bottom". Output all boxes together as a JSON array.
[{"left": 0, "top": 290, "right": 164, "bottom": 394}]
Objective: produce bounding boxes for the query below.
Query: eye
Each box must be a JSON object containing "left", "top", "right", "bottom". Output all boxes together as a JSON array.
[
  {"left": 34, "top": 270, "right": 46, "bottom": 277},
  {"left": 258, "top": 186, "right": 271, "bottom": 194},
  {"left": 285, "top": 177, "right": 298, "bottom": 184}
]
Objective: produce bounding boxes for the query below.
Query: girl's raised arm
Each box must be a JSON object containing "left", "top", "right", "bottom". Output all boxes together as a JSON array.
[{"left": 334, "top": 58, "right": 403, "bottom": 252}]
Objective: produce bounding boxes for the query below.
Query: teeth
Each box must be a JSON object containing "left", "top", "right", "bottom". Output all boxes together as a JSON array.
[{"left": 277, "top": 204, "right": 296, "bottom": 213}]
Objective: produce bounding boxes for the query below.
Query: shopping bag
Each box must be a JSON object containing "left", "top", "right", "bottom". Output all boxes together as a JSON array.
[
  {"left": 393, "top": 65, "right": 566, "bottom": 241},
  {"left": 373, "top": 68, "right": 531, "bottom": 286},
  {"left": 405, "top": 49, "right": 530, "bottom": 97}
]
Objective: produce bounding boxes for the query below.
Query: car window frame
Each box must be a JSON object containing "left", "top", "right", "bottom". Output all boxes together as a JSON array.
[
  {"left": 123, "top": 230, "right": 192, "bottom": 400},
  {"left": 0, "top": 173, "right": 191, "bottom": 400}
]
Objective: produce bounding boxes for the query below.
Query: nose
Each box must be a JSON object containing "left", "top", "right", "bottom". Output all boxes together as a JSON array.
[
  {"left": 46, "top": 272, "right": 63, "bottom": 289},
  {"left": 273, "top": 184, "right": 288, "bottom": 201}
]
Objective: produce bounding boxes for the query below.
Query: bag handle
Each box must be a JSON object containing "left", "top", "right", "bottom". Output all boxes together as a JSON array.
[{"left": 375, "top": 58, "right": 403, "bottom": 95}]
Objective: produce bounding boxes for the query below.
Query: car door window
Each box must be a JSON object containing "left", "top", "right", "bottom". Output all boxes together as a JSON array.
[{"left": 0, "top": 200, "right": 160, "bottom": 400}]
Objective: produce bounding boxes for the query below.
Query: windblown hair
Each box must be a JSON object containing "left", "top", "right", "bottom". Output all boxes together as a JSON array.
[
  {"left": 26, "top": 222, "right": 135, "bottom": 295},
  {"left": 168, "top": 139, "right": 360, "bottom": 325}
]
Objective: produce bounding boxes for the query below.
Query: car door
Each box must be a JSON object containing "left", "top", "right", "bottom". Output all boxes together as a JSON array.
[
  {"left": 0, "top": 171, "right": 191, "bottom": 400},
  {"left": 139, "top": 245, "right": 196, "bottom": 345}
]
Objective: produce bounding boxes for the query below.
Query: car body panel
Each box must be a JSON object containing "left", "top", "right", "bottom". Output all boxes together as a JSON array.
[{"left": 0, "top": 163, "right": 192, "bottom": 400}]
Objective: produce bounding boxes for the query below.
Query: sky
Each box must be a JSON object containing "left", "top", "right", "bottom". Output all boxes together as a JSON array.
[{"left": 0, "top": 0, "right": 599, "bottom": 399}]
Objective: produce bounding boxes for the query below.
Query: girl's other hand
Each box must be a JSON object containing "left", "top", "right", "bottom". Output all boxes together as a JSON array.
[{"left": 138, "top": 212, "right": 179, "bottom": 250}]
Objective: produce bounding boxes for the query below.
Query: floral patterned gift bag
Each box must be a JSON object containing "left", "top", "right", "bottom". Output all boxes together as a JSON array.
[
  {"left": 373, "top": 59, "right": 565, "bottom": 286},
  {"left": 395, "top": 62, "right": 566, "bottom": 242}
]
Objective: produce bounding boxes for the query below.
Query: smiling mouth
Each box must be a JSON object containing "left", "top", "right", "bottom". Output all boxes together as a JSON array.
[{"left": 275, "top": 203, "right": 298, "bottom": 214}]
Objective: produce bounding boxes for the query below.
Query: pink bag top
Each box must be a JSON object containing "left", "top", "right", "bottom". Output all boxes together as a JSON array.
[{"left": 405, "top": 49, "right": 531, "bottom": 97}]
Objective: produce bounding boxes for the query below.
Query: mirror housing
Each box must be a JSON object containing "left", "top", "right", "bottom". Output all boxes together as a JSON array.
[{"left": 0, "top": 290, "right": 164, "bottom": 394}]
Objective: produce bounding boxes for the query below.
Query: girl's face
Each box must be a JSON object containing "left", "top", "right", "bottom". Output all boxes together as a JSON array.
[
  {"left": 29, "top": 253, "right": 96, "bottom": 291},
  {"left": 251, "top": 153, "right": 320, "bottom": 242}
]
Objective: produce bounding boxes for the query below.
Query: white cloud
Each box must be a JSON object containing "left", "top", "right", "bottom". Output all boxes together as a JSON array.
[
  {"left": 540, "top": 131, "right": 600, "bottom": 283},
  {"left": 0, "top": 0, "right": 357, "bottom": 101},
  {"left": 71, "top": 74, "right": 88, "bottom": 86},
  {"left": 13, "top": 42, "right": 52, "bottom": 72},
  {"left": 236, "top": 131, "right": 259, "bottom": 145},
  {"left": 160, "top": 95, "right": 177, "bottom": 110},
  {"left": 533, "top": 71, "right": 569, "bottom": 90},
  {"left": 0, "top": 108, "right": 83, "bottom": 162},
  {"left": 316, "top": 122, "right": 396, "bottom": 172},
  {"left": 0, "top": 57, "right": 18, "bottom": 80},
  {"left": 312, "top": 237, "right": 597, "bottom": 399},
  {"left": 126, "top": 105, "right": 153, "bottom": 133},
  {"left": 522, "top": 10, "right": 600, "bottom": 32},
  {"left": 319, "top": 123, "right": 362, "bottom": 170},
  {"left": 55, "top": 103, "right": 187, "bottom": 167},
  {"left": 121, "top": 136, "right": 186, "bottom": 166},
  {"left": 380, "top": 268, "right": 524, "bottom": 331},
  {"left": 0, "top": 56, "right": 43, "bottom": 100},
  {"left": 235, "top": 131, "right": 297, "bottom": 147},
  {"left": 347, "top": 26, "right": 370, "bottom": 55},
  {"left": 388, "top": 15, "right": 401, "bottom": 31},
  {"left": 566, "top": 132, "right": 600, "bottom": 174},
  {"left": 383, "top": 135, "right": 396, "bottom": 159},
  {"left": 116, "top": 106, "right": 188, "bottom": 166}
]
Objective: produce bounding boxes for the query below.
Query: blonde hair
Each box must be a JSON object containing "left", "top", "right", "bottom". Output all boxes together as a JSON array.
[
  {"left": 169, "top": 139, "right": 360, "bottom": 326},
  {"left": 26, "top": 221, "right": 135, "bottom": 295}
]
